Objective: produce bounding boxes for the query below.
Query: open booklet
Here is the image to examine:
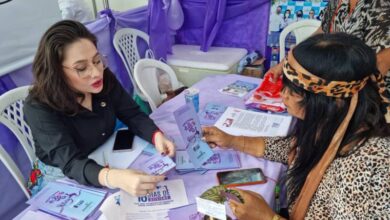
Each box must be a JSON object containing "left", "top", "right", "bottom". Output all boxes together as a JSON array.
[
  {"left": 215, "top": 107, "right": 293, "bottom": 137},
  {"left": 27, "top": 181, "right": 107, "bottom": 220}
]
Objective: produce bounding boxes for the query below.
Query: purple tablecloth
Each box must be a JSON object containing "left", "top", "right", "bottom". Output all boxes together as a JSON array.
[{"left": 145, "top": 74, "right": 287, "bottom": 219}]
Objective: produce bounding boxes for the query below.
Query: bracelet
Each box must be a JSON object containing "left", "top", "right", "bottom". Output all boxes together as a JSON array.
[
  {"left": 271, "top": 214, "right": 281, "bottom": 220},
  {"left": 105, "top": 168, "right": 116, "bottom": 189}
]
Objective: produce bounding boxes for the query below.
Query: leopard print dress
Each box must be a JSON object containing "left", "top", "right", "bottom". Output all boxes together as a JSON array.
[
  {"left": 263, "top": 136, "right": 390, "bottom": 219},
  {"left": 321, "top": 0, "right": 390, "bottom": 94}
]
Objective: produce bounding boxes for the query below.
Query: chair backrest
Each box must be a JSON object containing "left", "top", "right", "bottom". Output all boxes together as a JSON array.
[
  {"left": 0, "top": 86, "right": 35, "bottom": 165},
  {"left": 113, "top": 28, "right": 150, "bottom": 101},
  {"left": 279, "top": 19, "right": 321, "bottom": 61},
  {"left": 0, "top": 144, "right": 30, "bottom": 198},
  {"left": 134, "top": 59, "right": 180, "bottom": 111}
]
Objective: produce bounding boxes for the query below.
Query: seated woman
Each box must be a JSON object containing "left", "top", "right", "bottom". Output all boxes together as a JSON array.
[
  {"left": 203, "top": 33, "right": 390, "bottom": 219},
  {"left": 24, "top": 20, "right": 175, "bottom": 196}
]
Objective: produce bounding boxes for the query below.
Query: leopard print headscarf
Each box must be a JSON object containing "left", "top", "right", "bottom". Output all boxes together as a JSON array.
[{"left": 283, "top": 50, "right": 390, "bottom": 123}]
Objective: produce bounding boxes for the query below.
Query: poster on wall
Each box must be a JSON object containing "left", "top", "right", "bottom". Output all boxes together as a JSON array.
[{"left": 266, "top": 0, "right": 328, "bottom": 67}]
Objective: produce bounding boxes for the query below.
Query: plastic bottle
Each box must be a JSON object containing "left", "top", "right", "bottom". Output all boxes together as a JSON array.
[{"left": 270, "top": 47, "right": 280, "bottom": 68}]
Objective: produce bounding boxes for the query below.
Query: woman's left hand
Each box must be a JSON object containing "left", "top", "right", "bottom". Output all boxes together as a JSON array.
[
  {"left": 153, "top": 131, "right": 176, "bottom": 157},
  {"left": 229, "top": 189, "right": 276, "bottom": 220}
]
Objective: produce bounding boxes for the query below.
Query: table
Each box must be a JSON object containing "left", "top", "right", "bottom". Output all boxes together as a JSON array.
[
  {"left": 145, "top": 74, "right": 287, "bottom": 218},
  {"left": 16, "top": 74, "right": 288, "bottom": 220}
]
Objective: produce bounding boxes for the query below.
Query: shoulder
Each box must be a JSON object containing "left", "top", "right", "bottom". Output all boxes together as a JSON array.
[
  {"left": 24, "top": 94, "right": 61, "bottom": 119},
  {"left": 359, "top": 136, "right": 390, "bottom": 160}
]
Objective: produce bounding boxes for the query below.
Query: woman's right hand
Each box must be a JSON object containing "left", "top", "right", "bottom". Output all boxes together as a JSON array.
[
  {"left": 202, "top": 126, "right": 234, "bottom": 148},
  {"left": 264, "top": 62, "right": 283, "bottom": 82},
  {"left": 101, "top": 168, "right": 165, "bottom": 196}
]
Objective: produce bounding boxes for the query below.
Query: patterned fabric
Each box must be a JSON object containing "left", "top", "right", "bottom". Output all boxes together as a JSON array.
[
  {"left": 283, "top": 53, "right": 369, "bottom": 98},
  {"left": 283, "top": 51, "right": 390, "bottom": 123},
  {"left": 321, "top": 0, "right": 390, "bottom": 92},
  {"left": 263, "top": 136, "right": 390, "bottom": 219},
  {"left": 27, "top": 160, "right": 65, "bottom": 196}
]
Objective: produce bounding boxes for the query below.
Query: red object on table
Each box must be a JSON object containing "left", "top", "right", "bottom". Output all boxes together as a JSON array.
[{"left": 255, "top": 73, "right": 283, "bottom": 98}]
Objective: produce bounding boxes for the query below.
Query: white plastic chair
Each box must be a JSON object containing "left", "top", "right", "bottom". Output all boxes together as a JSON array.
[
  {"left": 0, "top": 144, "right": 30, "bottom": 198},
  {"left": 113, "top": 28, "right": 151, "bottom": 101},
  {"left": 279, "top": 19, "right": 321, "bottom": 61},
  {"left": 134, "top": 59, "right": 180, "bottom": 111},
  {"left": 0, "top": 86, "right": 36, "bottom": 165}
]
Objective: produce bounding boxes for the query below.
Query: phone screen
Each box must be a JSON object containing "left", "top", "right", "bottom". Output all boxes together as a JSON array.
[
  {"left": 113, "top": 129, "right": 135, "bottom": 152},
  {"left": 217, "top": 168, "right": 266, "bottom": 186}
]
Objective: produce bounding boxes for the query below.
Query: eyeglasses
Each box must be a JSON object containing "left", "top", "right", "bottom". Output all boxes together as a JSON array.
[{"left": 63, "top": 54, "right": 108, "bottom": 79}]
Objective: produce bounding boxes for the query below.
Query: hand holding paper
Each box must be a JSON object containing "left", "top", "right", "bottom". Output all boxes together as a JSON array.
[
  {"left": 202, "top": 126, "right": 235, "bottom": 148},
  {"left": 153, "top": 131, "right": 176, "bottom": 157},
  {"left": 228, "top": 188, "right": 276, "bottom": 220},
  {"left": 106, "top": 169, "right": 165, "bottom": 196}
]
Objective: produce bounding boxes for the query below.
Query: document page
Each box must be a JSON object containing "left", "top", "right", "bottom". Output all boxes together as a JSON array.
[{"left": 214, "top": 107, "right": 292, "bottom": 137}]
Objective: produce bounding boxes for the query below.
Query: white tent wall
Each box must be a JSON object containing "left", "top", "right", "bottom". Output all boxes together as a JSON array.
[
  {"left": 0, "top": 0, "right": 61, "bottom": 76},
  {"left": 0, "top": 0, "right": 148, "bottom": 78}
]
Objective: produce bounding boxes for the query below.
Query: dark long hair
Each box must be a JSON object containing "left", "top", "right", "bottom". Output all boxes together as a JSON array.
[
  {"left": 30, "top": 20, "right": 114, "bottom": 115},
  {"left": 284, "top": 33, "right": 390, "bottom": 204}
]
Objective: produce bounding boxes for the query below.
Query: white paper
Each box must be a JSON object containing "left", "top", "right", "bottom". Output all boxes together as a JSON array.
[
  {"left": 99, "top": 193, "right": 122, "bottom": 220},
  {"left": 121, "top": 179, "right": 189, "bottom": 211},
  {"left": 88, "top": 130, "right": 149, "bottom": 169},
  {"left": 18, "top": 210, "right": 58, "bottom": 220},
  {"left": 100, "top": 192, "right": 168, "bottom": 220},
  {"left": 196, "top": 197, "right": 226, "bottom": 220},
  {"left": 215, "top": 107, "right": 292, "bottom": 137}
]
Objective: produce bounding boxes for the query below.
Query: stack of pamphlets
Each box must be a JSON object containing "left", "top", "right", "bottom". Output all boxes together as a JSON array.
[
  {"left": 27, "top": 181, "right": 107, "bottom": 220},
  {"left": 175, "top": 150, "right": 241, "bottom": 174},
  {"left": 218, "top": 80, "right": 257, "bottom": 98}
]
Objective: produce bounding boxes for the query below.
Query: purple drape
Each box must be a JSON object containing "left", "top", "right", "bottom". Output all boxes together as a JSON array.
[{"left": 149, "top": 0, "right": 271, "bottom": 59}]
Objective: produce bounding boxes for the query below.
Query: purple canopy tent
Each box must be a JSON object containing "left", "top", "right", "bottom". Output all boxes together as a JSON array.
[{"left": 148, "top": 0, "right": 271, "bottom": 60}]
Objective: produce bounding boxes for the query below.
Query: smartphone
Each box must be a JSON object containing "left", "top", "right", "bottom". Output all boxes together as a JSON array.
[
  {"left": 216, "top": 168, "right": 266, "bottom": 187},
  {"left": 112, "top": 129, "right": 135, "bottom": 152}
]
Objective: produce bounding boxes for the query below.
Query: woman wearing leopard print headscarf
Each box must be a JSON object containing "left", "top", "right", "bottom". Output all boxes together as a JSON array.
[{"left": 203, "top": 33, "right": 390, "bottom": 219}]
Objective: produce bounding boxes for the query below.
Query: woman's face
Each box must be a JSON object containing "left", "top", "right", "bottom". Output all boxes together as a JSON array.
[
  {"left": 281, "top": 87, "right": 305, "bottom": 119},
  {"left": 62, "top": 38, "right": 104, "bottom": 95}
]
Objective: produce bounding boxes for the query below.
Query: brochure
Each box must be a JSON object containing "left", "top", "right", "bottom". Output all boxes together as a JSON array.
[
  {"left": 141, "top": 154, "right": 176, "bottom": 175},
  {"left": 120, "top": 179, "right": 189, "bottom": 211},
  {"left": 214, "top": 107, "right": 293, "bottom": 137},
  {"left": 218, "top": 80, "right": 257, "bottom": 98},
  {"left": 173, "top": 103, "right": 214, "bottom": 168},
  {"left": 198, "top": 103, "right": 228, "bottom": 125},
  {"left": 28, "top": 181, "right": 107, "bottom": 220},
  {"left": 175, "top": 150, "right": 241, "bottom": 172}
]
